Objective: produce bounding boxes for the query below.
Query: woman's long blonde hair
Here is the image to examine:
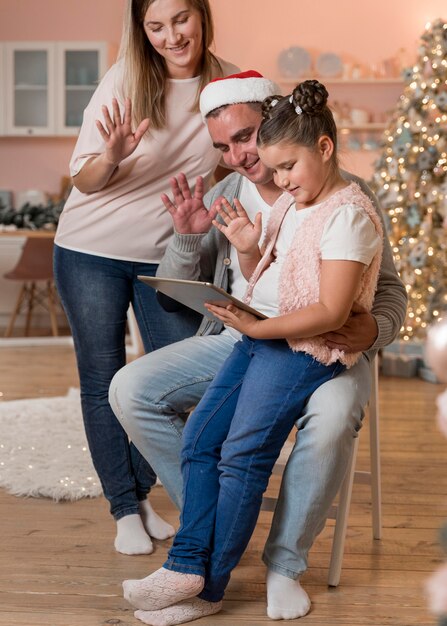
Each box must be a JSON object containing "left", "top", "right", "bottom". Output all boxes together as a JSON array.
[{"left": 118, "top": 0, "right": 223, "bottom": 130}]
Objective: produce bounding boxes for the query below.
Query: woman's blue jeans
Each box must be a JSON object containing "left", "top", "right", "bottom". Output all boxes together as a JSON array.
[
  {"left": 163, "top": 335, "right": 344, "bottom": 601},
  {"left": 53, "top": 245, "right": 200, "bottom": 520}
]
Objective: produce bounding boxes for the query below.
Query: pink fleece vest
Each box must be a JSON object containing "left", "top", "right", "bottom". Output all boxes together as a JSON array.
[{"left": 245, "top": 183, "right": 383, "bottom": 367}]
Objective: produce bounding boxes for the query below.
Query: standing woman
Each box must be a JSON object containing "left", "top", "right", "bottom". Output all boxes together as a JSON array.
[{"left": 54, "top": 0, "right": 238, "bottom": 556}]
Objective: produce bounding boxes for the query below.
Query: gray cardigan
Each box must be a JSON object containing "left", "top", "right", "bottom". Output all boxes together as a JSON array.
[{"left": 157, "top": 171, "right": 407, "bottom": 352}]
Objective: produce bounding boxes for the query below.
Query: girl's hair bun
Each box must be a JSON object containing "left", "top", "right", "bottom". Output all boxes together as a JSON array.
[{"left": 290, "top": 80, "right": 329, "bottom": 116}]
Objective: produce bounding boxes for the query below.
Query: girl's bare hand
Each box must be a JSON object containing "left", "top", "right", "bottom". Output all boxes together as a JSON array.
[
  {"left": 205, "top": 303, "right": 261, "bottom": 336},
  {"left": 212, "top": 198, "right": 262, "bottom": 254}
]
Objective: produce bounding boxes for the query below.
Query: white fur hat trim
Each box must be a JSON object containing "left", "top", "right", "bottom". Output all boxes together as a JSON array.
[{"left": 199, "top": 71, "right": 278, "bottom": 119}]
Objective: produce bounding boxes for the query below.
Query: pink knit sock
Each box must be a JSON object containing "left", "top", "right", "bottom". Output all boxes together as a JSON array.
[
  {"left": 134, "top": 598, "right": 223, "bottom": 625},
  {"left": 123, "top": 567, "right": 204, "bottom": 611}
]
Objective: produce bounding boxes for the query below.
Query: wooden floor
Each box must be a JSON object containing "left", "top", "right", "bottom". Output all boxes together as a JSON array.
[{"left": 0, "top": 344, "right": 446, "bottom": 626}]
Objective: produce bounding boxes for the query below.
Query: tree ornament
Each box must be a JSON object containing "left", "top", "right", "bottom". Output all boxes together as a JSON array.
[{"left": 434, "top": 91, "right": 447, "bottom": 111}]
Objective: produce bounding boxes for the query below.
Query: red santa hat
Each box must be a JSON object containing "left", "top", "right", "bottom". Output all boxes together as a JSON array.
[{"left": 199, "top": 70, "right": 278, "bottom": 119}]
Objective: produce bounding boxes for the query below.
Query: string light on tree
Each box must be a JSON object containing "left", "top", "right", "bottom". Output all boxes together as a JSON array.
[{"left": 372, "top": 19, "right": 447, "bottom": 342}]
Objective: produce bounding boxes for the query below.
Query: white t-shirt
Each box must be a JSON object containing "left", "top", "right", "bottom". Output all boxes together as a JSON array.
[
  {"left": 250, "top": 202, "right": 382, "bottom": 318},
  {"left": 55, "top": 58, "right": 239, "bottom": 263},
  {"left": 227, "top": 177, "right": 272, "bottom": 300}
]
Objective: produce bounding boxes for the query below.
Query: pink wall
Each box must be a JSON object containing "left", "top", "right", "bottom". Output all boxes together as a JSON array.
[
  {"left": 0, "top": 0, "right": 446, "bottom": 201},
  {"left": 211, "top": 0, "right": 447, "bottom": 79}
]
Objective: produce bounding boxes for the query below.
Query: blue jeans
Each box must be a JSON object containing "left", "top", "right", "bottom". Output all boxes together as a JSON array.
[
  {"left": 53, "top": 245, "right": 200, "bottom": 519},
  {"left": 162, "top": 336, "right": 345, "bottom": 602},
  {"left": 110, "top": 332, "right": 370, "bottom": 577}
]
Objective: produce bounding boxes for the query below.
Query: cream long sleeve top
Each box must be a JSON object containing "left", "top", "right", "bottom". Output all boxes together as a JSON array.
[{"left": 55, "top": 57, "right": 239, "bottom": 263}]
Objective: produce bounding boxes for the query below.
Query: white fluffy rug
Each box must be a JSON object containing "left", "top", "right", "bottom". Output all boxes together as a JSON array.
[{"left": 0, "top": 388, "right": 102, "bottom": 501}]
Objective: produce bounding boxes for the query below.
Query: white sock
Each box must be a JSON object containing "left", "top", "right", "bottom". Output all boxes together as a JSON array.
[
  {"left": 134, "top": 598, "right": 222, "bottom": 625},
  {"left": 140, "top": 499, "right": 175, "bottom": 540},
  {"left": 266, "top": 569, "right": 311, "bottom": 620},
  {"left": 123, "top": 567, "right": 204, "bottom": 611},
  {"left": 115, "top": 514, "right": 153, "bottom": 556}
]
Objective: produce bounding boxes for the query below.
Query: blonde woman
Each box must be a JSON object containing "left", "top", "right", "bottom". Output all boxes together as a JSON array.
[{"left": 54, "top": 0, "right": 238, "bottom": 556}]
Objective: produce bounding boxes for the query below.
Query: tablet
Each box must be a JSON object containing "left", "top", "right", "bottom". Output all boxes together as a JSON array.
[{"left": 137, "top": 276, "right": 268, "bottom": 320}]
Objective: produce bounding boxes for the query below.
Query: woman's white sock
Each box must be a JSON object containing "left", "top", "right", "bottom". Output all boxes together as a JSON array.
[
  {"left": 115, "top": 514, "right": 153, "bottom": 555},
  {"left": 139, "top": 498, "right": 175, "bottom": 540}
]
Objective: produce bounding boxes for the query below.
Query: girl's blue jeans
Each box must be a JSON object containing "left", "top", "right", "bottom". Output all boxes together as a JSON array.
[
  {"left": 163, "top": 335, "right": 345, "bottom": 602},
  {"left": 53, "top": 244, "right": 200, "bottom": 520}
]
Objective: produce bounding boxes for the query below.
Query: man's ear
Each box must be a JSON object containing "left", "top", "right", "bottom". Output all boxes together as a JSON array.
[{"left": 318, "top": 135, "right": 334, "bottom": 162}]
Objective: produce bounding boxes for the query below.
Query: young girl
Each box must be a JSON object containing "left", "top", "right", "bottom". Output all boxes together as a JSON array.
[{"left": 122, "top": 79, "right": 383, "bottom": 625}]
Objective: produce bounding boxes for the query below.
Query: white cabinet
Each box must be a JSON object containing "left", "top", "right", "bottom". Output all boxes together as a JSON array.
[
  {"left": 57, "top": 42, "right": 108, "bottom": 135},
  {"left": 4, "top": 42, "right": 57, "bottom": 136},
  {"left": 2, "top": 41, "right": 108, "bottom": 136}
]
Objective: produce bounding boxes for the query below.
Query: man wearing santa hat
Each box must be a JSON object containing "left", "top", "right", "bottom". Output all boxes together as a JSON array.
[{"left": 110, "top": 71, "right": 407, "bottom": 621}]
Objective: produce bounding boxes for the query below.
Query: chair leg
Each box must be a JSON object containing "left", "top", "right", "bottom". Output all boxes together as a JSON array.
[
  {"left": 328, "top": 436, "right": 359, "bottom": 587},
  {"left": 46, "top": 280, "right": 59, "bottom": 337},
  {"left": 24, "top": 282, "right": 36, "bottom": 336},
  {"left": 369, "top": 357, "right": 382, "bottom": 539},
  {"left": 4, "top": 283, "right": 27, "bottom": 337},
  {"left": 126, "top": 304, "right": 144, "bottom": 357}
]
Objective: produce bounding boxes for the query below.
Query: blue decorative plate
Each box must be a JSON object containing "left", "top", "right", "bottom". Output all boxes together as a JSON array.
[
  {"left": 316, "top": 52, "right": 343, "bottom": 77},
  {"left": 277, "top": 47, "right": 312, "bottom": 78}
]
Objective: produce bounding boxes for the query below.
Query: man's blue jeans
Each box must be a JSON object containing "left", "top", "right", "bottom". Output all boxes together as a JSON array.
[
  {"left": 162, "top": 336, "right": 345, "bottom": 602},
  {"left": 53, "top": 245, "right": 200, "bottom": 519}
]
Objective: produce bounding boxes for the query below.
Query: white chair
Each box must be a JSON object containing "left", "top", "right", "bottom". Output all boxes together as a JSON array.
[{"left": 261, "top": 355, "right": 381, "bottom": 587}]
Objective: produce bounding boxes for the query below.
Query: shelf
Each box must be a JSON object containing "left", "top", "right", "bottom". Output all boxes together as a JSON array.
[
  {"left": 339, "top": 123, "right": 386, "bottom": 131},
  {"left": 278, "top": 77, "right": 403, "bottom": 85},
  {"left": 65, "top": 85, "right": 96, "bottom": 91},
  {"left": 14, "top": 85, "right": 47, "bottom": 90}
]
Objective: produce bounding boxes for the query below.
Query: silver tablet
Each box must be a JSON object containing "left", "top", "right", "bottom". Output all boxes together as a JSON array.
[{"left": 138, "top": 276, "right": 267, "bottom": 320}]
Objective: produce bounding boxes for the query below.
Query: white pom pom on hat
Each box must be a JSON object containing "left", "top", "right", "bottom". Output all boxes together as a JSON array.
[{"left": 199, "top": 70, "right": 278, "bottom": 119}]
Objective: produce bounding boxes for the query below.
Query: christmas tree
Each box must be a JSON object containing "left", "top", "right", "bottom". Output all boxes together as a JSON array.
[{"left": 371, "top": 19, "right": 447, "bottom": 342}]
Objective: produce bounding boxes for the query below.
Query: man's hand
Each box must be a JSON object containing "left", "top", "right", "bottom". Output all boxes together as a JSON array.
[
  {"left": 322, "top": 303, "right": 378, "bottom": 353},
  {"left": 205, "top": 303, "right": 262, "bottom": 337},
  {"left": 212, "top": 198, "right": 262, "bottom": 254},
  {"left": 96, "top": 97, "right": 149, "bottom": 166},
  {"left": 161, "top": 173, "right": 215, "bottom": 234}
]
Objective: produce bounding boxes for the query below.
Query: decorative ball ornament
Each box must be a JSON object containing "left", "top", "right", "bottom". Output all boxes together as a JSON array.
[
  {"left": 408, "top": 241, "right": 427, "bottom": 268},
  {"left": 402, "top": 67, "right": 415, "bottom": 82},
  {"left": 417, "top": 150, "right": 437, "bottom": 171},
  {"left": 388, "top": 160, "right": 399, "bottom": 178},
  {"left": 394, "top": 143, "right": 409, "bottom": 157},
  {"left": 407, "top": 203, "right": 422, "bottom": 228},
  {"left": 425, "top": 319, "right": 447, "bottom": 382},
  {"left": 434, "top": 91, "right": 447, "bottom": 111}
]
